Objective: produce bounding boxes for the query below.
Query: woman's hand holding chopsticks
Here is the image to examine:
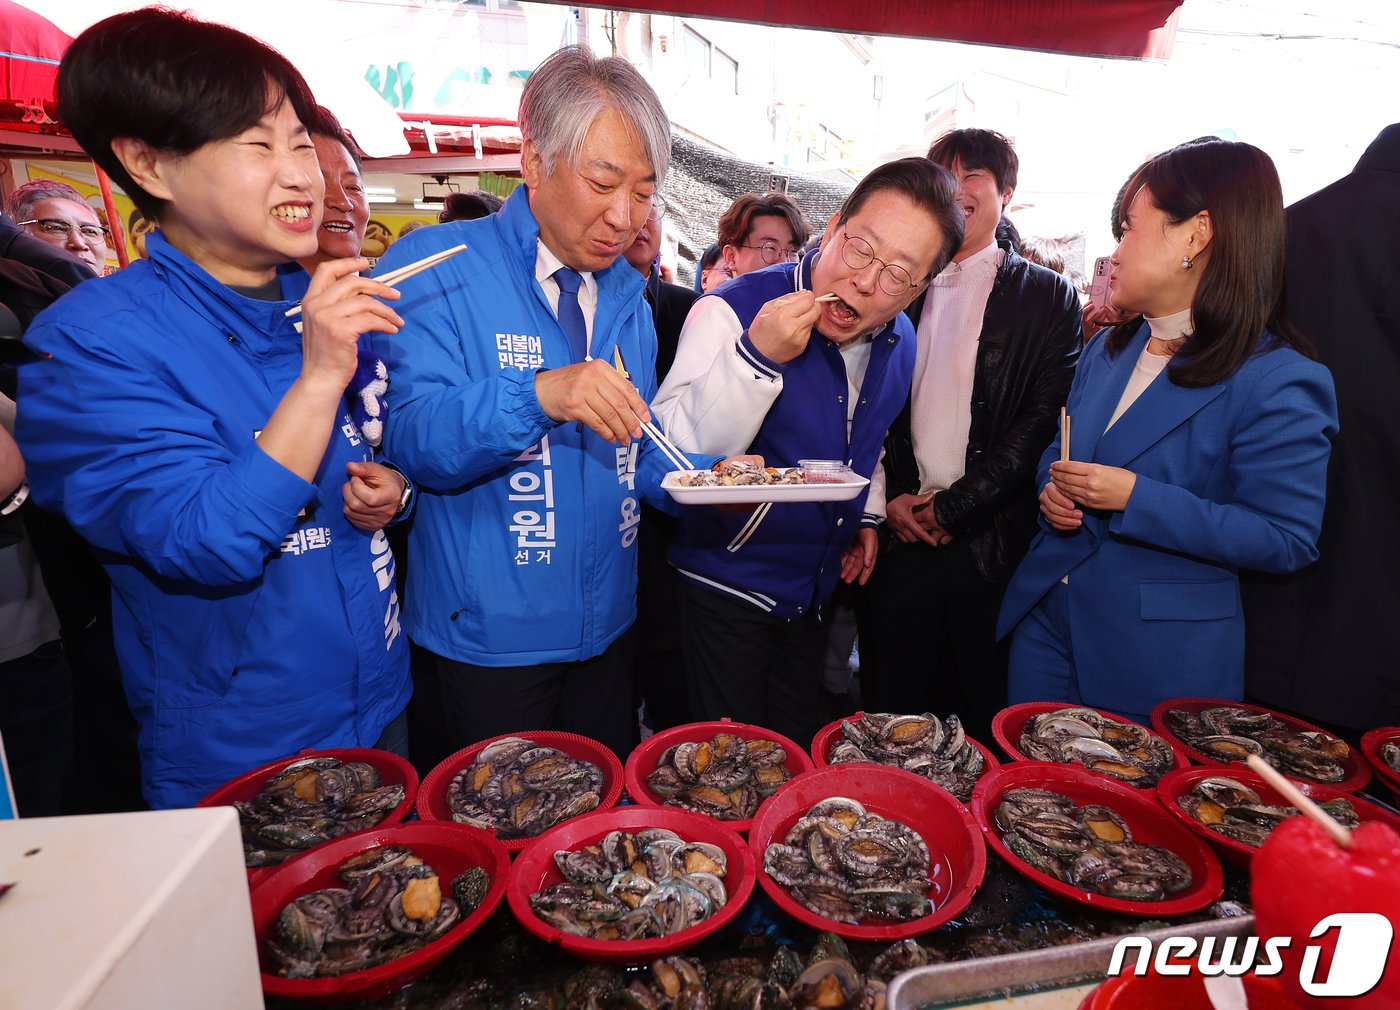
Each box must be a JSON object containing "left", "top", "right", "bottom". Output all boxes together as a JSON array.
[{"left": 298, "top": 257, "right": 403, "bottom": 394}]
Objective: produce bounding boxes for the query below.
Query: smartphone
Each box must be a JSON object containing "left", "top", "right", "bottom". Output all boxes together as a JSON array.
[{"left": 1087, "top": 256, "right": 1113, "bottom": 312}]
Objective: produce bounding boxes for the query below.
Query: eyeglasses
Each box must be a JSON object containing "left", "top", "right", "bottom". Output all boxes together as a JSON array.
[
  {"left": 738, "top": 238, "right": 801, "bottom": 265},
  {"left": 19, "top": 218, "right": 109, "bottom": 244},
  {"left": 839, "top": 231, "right": 921, "bottom": 296},
  {"left": 647, "top": 194, "right": 667, "bottom": 219}
]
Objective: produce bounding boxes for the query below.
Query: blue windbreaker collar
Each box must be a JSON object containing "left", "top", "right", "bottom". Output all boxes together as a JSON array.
[
  {"left": 144, "top": 230, "right": 311, "bottom": 355},
  {"left": 498, "top": 186, "right": 645, "bottom": 329}
]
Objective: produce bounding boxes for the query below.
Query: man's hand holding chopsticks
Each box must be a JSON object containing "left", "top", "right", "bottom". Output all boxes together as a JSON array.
[
  {"left": 535, "top": 359, "right": 651, "bottom": 444},
  {"left": 748, "top": 290, "right": 822, "bottom": 364},
  {"left": 299, "top": 258, "right": 403, "bottom": 394}
]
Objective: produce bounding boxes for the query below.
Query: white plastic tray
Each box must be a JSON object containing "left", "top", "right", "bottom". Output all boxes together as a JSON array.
[{"left": 662, "top": 470, "right": 869, "bottom": 504}]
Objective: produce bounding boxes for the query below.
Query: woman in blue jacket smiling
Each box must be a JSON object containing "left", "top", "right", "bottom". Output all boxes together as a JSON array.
[
  {"left": 16, "top": 10, "right": 412, "bottom": 808},
  {"left": 996, "top": 140, "right": 1338, "bottom": 725}
]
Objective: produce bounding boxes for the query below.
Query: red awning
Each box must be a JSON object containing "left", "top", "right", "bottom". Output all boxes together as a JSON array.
[
  {"left": 0, "top": 0, "right": 71, "bottom": 127},
  {"left": 578, "top": 0, "right": 1183, "bottom": 60}
]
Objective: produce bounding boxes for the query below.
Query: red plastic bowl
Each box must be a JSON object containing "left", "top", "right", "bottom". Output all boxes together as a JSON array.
[
  {"left": 197, "top": 747, "right": 418, "bottom": 885},
  {"left": 1157, "top": 765, "right": 1400, "bottom": 869},
  {"left": 748, "top": 764, "right": 986, "bottom": 941},
  {"left": 624, "top": 719, "right": 814, "bottom": 833},
  {"left": 1151, "top": 698, "right": 1372, "bottom": 793},
  {"left": 1081, "top": 972, "right": 1300, "bottom": 1009},
  {"left": 970, "top": 761, "right": 1223, "bottom": 917},
  {"left": 809, "top": 712, "right": 1000, "bottom": 801},
  {"left": 506, "top": 806, "right": 755, "bottom": 965},
  {"left": 1360, "top": 727, "right": 1400, "bottom": 797},
  {"left": 991, "top": 702, "right": 1189, "bottom": 786},
  {"left": 250, "top": 821, "right": 511, "bottom": 1004},
  {"left": 417, "top": 730, "right": 624, "bottom": 852}
]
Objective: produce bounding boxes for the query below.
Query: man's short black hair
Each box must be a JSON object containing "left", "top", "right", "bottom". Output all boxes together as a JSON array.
[
  {"left": 58, "top": 7, "right": 319, "bottom": 221},
  {"left": 439, "top": 191, "right": 503, "bottom": 223},
  {"left": 308, "top": 105, "right": 360, "bottom": 170},
  {"left": 926, "top": 128, "right": 1019, "bottom": 195}
]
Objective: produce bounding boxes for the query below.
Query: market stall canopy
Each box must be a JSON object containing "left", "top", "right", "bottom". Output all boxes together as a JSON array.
[
  {"left": 570, "top": 0, "right": 1183, "bottom": 60},
  {"left": 0, "top": 0, "right": 70, "bottom": 128},
  {"left": 22, "top": 0, "right": 412, "bottom": 157}
]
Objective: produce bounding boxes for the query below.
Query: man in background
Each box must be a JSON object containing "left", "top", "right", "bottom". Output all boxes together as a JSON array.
[
  {"left": 5, "top": 180, "right": 109, "bottom": 276},
  {"left": 1243, "top": 123, "right": 1400, "bottom": 735}
]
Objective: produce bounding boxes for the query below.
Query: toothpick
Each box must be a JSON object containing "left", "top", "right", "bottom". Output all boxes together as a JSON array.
[{"left": 1245, "top": 754, "right": 1353, "bottom": 849}]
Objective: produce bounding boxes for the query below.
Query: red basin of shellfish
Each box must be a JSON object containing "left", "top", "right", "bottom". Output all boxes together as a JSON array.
[
  {"left": 1150, "top": 697, "right": 1372, "bottom": 793},
  {"left": 748, "top": 764, "right": 986, "bottom": 941},
  {"left": 1156, "top": 765, "right": 1400, "bottom": 869},
  {"left": 1078, "top": 971, "right": 1300, "bottom": 1010},
  {"left": 506, "top": 806, "right": 755, "bottom": 965},
  {"left": 991, "top": 702, "right": 1190, "bottom": 785},
  {"left": 1360, "top": 727, "right": 1400, "bottom": 799},
  {"left": 971, "top": 761, "right": 1223, "bottom": 917},
  {"left": 250, "top": 820, "right": 511, "bottom": 1003},
  {"left": 809, "top": 712, "right": 1001, "bottom": 798},
  {"left": 416, "top": 730, "right": 624, "bottom": 853},
  {"left": 623, "top": 718, "right": 815, "bottom": 833},
  {"left": 197, "top": 747, "right": 419, "bottom": 887}
]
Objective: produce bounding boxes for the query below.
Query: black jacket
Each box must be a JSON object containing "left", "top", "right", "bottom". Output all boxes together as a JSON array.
[
  {"left": 882, "top": 241, "right": 1082, "bottom": 582},
  {"left": 1241, "top": 123, "right": 1400, "bottom": 732},
  {"left": 644, "top": 267, "right": 699, "bottom": 384}
]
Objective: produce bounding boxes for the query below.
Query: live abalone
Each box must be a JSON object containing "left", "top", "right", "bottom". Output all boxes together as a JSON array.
[
  {"left": 235, "top": 756, "right": 406, "bottom": 867},
  {"left": 1166, "top": 706, "right": 1352, "bottom": 784},
  {"left": 1175, "top": 775, "right": 1359, "bottom": 848},
  {"left": 1017, "top": 708, "right": 1175, "bottom": 788},
  {"left": 529, "top": 828, "right": 729, "bottom": 940},
  {"left": 827, "top": 712, "right": 987, "bottom": 802},
  {"left": 447, "top": 737, "right": 605, "bottom": 840},
  {"left": 646, "top": 732, "right": 791, "bottom": 820},
  {"left": 762, "top": 798, "right": 933, "bottom": 924},
  {"left": 995, "top": 787, "right": 1193, "bottom": 902},
  {"left": 266, "top": 844, "right": 477, "bottom": 977}
]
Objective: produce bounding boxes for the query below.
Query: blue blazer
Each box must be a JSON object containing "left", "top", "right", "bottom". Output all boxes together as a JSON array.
[{"left": 996, "top": 322, "right": 1338, "bottom": 713}]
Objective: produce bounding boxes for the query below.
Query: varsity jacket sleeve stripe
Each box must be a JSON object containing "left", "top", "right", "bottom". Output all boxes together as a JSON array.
[{"left": 651, "top": 294, "right": 786, "bottom": 457}]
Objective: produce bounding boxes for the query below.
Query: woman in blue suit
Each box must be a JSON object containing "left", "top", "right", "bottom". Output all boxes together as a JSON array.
[{"left": 996, "top": 140, "right": 1337, "bottom": 725}]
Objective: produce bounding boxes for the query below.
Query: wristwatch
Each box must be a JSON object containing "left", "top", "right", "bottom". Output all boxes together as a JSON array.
[
  {"left": 0, "top": 480, "right": 29, "bottom": 516},
  {"left": 382, "top": 463, "right": 413, "bottom": 518}
]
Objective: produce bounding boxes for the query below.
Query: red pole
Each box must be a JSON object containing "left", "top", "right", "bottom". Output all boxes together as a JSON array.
[{"left": 93, "top": 161, "right": 129, "bottom": 270}]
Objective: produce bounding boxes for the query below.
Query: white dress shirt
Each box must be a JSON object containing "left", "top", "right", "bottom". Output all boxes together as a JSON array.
[{"left": 534, "top": 240, "right": 598, "bottom": 349}]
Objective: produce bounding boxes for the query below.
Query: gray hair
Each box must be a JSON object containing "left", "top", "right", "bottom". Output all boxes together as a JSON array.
[
  {"left": 519, "top": 45, "right": 670, "bottom": 185},
  {"left": 5, "top": 179, "right": 94, "bottom": 223}
]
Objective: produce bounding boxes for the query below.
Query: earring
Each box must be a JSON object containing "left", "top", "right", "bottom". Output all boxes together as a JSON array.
[{"left": 1181, "top": 255, "right": 1193, "bottom": 270}]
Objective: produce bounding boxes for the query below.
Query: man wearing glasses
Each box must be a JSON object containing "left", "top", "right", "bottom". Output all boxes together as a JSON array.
[
  {"left": 653, "top": 158, "right": 963, "bottom": 746},
  {"left": 715, "top": 192, "right": 810, "bottom": 282},
  {"left": 5, "top": 180, "right": 110, "bottom": 276},
  {"left": 858, "top": 129, "right": 1082, "bottom": 744}
]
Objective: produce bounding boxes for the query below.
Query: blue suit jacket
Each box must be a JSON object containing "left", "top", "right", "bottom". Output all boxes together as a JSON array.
[{"left": 996, "top": 323, "right": 1338, "bottom": 712}]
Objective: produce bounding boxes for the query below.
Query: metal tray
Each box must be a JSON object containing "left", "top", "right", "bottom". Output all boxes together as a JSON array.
[{"left": 888, "top": 913, "right": 1255, "bottom": 1010}]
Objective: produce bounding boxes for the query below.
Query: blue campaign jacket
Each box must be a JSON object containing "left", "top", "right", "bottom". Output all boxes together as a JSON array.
[
  {"left": 16, "top": 232, "right": 411, "bottom": 809},
  {"left": 371, "top": 188, "right": 695, "bottom": 666},
  {"left": 996, "top": 323, "right": 1338, "bottom": 712},
  {"left": 665, "top": 254, "right": 917, "bottom": 618}
]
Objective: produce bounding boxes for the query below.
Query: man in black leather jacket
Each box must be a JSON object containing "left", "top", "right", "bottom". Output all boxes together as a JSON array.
[{"left": 855, "top": 129, "right": 1081, "bottom": 742}]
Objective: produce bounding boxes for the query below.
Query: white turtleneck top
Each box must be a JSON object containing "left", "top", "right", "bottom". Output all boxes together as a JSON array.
[{"left": 1105, "top": 308, "right": 1192, "bottom": 430}]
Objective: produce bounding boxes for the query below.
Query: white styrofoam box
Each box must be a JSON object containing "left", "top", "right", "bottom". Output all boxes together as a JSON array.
[{"left": 0, "top": 806, "right": 261, "bottom": 1010}]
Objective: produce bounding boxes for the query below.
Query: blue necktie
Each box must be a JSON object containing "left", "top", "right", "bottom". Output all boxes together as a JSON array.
[{"left": 553, "top": 267, "right": 588, "bottom": 363}]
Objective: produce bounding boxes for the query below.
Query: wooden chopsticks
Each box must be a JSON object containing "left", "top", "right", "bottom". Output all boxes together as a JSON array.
[
  {"left": 283, "top": 243, "right": 467, "bottom": 321},
  {"left": 1060, "top": 406, "right": 1072, "bottom": 463},
  {"left": 611, "top": 348, "right": 695, "bottom": 473}
]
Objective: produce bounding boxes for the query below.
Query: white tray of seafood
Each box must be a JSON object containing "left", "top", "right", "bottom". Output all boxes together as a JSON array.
[{"left": 663, "top": 460, "right": 869, "bottom": 505}]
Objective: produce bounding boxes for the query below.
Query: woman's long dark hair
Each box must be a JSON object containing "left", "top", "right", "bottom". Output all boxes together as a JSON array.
[{"left": 1106, "top": 140, "right": 1316, "bottom": 387}]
